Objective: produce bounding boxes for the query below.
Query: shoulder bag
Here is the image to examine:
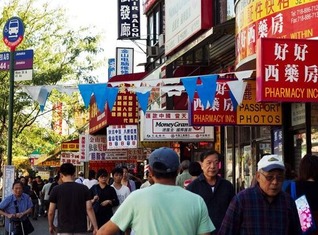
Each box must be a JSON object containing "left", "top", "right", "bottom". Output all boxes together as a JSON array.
[
  {"left": 11, "top": 200, "right": 34, "bottom": 235},
  {"left": 291, "top": 182, "right": 317, "bottom": 234}
]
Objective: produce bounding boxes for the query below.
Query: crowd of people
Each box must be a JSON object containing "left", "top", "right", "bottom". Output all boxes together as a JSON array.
[{"left": 0, "top": 148, "right": 317, "bottom": 235}]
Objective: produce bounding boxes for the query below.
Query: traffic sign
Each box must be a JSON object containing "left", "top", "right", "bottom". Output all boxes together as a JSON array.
[
  {"left": 3, "top": 17, "right": 25, "bottom": 50},
  {"left": 0, "top": 49, "right": 33, "bottom": 71}
]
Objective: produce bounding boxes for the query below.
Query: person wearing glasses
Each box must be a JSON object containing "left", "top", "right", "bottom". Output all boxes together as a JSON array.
[{"left": 218, "top": 154, "right": 301, "bottom": 235}]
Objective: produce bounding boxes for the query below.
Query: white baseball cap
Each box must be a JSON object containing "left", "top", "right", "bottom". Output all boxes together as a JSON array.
[{"left": 258, "top": 154, "right": 285, "bottom": 172}]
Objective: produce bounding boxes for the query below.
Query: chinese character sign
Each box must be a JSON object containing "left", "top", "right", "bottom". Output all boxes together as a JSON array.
[
  {"left": 189, "top": 80, "right": 237, "bottom": 125},
  {"left": 108, "top": 58, "right": 116, "bottom": 79},
  {"left": 88, "top": 135, "right": 107, "bottom": 161},
  {"left": 118, "top": 0, "right": 140, "bottom": 39},
  {"left": 107, "top": 125, "right": 138, "bottom": 149},
  {"left": 60, "top": 152, "right": 83, "bottom": 166},
  {"left": 257, "top": 38, "right": 318, "bottom": 102},
  {"left": 116, "top": 47, "right": 134, "bottom": 75},
  {"left": 235, "top": 0, "right": 318, "bottom": 68}
]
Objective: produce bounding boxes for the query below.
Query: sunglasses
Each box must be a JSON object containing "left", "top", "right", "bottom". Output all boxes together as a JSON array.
[{"left": 260, "top": 172, "right": 284, "bottom": 182}]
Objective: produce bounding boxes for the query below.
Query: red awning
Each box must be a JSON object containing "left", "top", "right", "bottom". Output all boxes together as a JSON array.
[{"left": 108, "top": 72, "right": 148, "bottom": 83}]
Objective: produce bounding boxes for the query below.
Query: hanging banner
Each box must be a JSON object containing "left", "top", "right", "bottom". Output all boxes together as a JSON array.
[
  {"left": 107, "top": 125, "right": 138, "bottom": 149},
  {"left": 140, "top": 110, "right": 214, "bottom": 141},
  {"left": 117, "top": 0, "right": 141, "bottom": 39},
  {"left": 257, "top": 38, "right": 318, "bottom": 102}
]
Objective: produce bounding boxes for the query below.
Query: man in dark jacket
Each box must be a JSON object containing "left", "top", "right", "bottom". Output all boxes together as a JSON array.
[{"left": 187, "top": 150, "right": 235, "bottom": 233}]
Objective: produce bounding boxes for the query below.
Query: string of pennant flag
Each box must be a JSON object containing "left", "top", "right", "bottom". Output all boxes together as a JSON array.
[{"left": 20, "top": 70, "right": 254, "bottom": 113}]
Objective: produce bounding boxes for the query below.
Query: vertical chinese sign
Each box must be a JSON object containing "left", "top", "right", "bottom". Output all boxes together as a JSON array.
[
  {"left": 116, "top": 47, "right": 134, "bottom": 75},
  {"left": 257, "top": 38, "right": 318, "bottom": 102},
  {"left": 117, "top": 0, "right": 140, "bottom": 39}
]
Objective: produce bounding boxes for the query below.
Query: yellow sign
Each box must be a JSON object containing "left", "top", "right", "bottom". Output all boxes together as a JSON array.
[
  {"left": 235, "top": 0, "right": 316, "bottom": 32},
  {"left": 237, "top": 80, "right": 282, "bottom": 125}
]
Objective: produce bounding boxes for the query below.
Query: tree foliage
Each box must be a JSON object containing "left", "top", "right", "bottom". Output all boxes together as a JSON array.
[{"left": 0, "top": 0, "right": 103, "bottom": 167}]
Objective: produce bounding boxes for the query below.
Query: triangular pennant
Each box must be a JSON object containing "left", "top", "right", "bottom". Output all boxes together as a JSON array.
[
  {"left": 229, "top": 90, "right": 239, "bottom": 111},
  {"left": 21, "top": 86, "right": 42, "bottom": 101},
  {"left": 78, "top": 84, "right": 94, "bottom": 108},
  {"left": 38, "top": 87, "right": 49, "bottom": 111},
  {"left": 181, "top": 77, "right": 198, "bottom": 103},
  {"left": 92, "top": 84, "right": 108, "bottom": 112},
  {"left": 234, "top": 70, "right": 254, "bottom": 80},
  {"left": 200, "top": 75, "right": 218, "bottom": 107},
  {"left": 136, "top": 91, "right": 150, "bottom": 114},
  {"left": 227, "top": 80, "right": 247, "bottom": 105},
  {"left": 107, "top": 87, "right": 119, "bottom": 111},
  {"left": 196, "top": 85, "right": 209, "bottom": 109}
]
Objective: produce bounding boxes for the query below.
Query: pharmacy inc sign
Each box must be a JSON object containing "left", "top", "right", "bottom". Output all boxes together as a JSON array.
[
  {"left": 257, "top": 38, "right": 318, "bottom": 102},
  {"left": 3, "top": 16, "right": 24, "bottom": 50}
]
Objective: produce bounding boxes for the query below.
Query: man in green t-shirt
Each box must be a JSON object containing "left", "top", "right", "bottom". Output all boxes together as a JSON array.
[{"left": 97, "top": 147, "right": 215, "bottom": 235}]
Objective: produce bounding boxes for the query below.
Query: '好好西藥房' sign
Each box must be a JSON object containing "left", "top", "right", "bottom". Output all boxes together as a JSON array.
[{"left": 257, "top": 38, "right": 318, "bottom": 102}]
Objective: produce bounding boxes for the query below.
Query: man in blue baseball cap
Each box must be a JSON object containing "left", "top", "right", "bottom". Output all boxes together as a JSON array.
[{"left": 97, "top": 147, "right": 215, "bottom": 235}]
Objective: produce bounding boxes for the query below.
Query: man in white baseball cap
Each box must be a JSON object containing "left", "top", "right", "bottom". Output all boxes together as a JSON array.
[{"left": 219, "top": 154, "right": 301, "bottom": 234}]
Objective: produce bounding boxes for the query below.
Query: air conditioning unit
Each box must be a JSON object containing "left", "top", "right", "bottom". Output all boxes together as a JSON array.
[
  {"left": 158, "top": 34, "right": 165, "bottom": 48},
  {"left": 147, "top": 46, "right": 159, "bottom": 57}
]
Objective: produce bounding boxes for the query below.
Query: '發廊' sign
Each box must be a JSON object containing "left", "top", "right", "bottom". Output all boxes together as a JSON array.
[{"left": 257, "top": 38, "right": 318, "bottom": 102}]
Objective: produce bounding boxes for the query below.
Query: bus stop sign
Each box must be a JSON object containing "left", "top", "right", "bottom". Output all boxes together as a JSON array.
[{"left": 3, "top": 17, "right": 24, "bottom": 51}]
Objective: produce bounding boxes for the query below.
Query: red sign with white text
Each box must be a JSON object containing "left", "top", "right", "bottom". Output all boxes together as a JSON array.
[
  {"left": 257, "top": 38, "right": 318, "bottom": 102},
  {"left": 189, "top": 80, "right": 237, "bottom": 125}
]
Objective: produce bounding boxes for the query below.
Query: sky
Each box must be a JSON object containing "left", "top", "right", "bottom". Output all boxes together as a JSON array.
[
  {"left": 56, "top": 0, "right": 147, "bottom": 83},
  {"left": 0, "top": 0, "right": 147, "bottom": 83}
]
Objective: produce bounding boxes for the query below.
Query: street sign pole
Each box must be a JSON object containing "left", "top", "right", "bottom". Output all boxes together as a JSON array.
[
  {"left": 3, "top": 16, "right": 25, "bottom": 165},
  {"left": 7, "top": 49, "right": 15, "bottom": 165}
]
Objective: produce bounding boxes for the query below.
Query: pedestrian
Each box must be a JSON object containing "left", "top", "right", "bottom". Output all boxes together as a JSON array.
[
  {"left": 75, "top": 171, "right": 85, "bottom": 184},
  {"left": 96, "top": 147, "right": 215, "bottom": 235},
  {"left": 286, "top": 154, "right": 318, "bottom": 234},
  {"left": 41, "top": 177, "right": 53, "bottom": 217},
  {"left": 176, "top": 160, "right": 191, "bottom": 187},
  {"left": 183, "top": 161, "right": 202, "bottom": 188},
  {"left": 0, "top": 181, "right": 33, "bottom": 235},
  {"left": 90, "top": 168, "right": 119, "bottom": 228},
  {"left": 83, "top": 169, "right": 98, "bottom": 189},
  {"left": 121, "top": 166, "right": 142, "bottom": 191},
  {"left": 48, "top": 163, "right": 98, "bottom": 235},
  {"left": 218, "top": 154, "right": 302, "bottom": 235},
  {"left": 20, "top": 176, "right": 31, "bottom": 195},
  {"left": 187, "top": 150, "right": 235, "bottom": 232},
  {"left": 140, "top": 171, "right": 154, "bottom": 189},
  {"left": 111, "top": 167, "right": 130, "bottom": 213}
]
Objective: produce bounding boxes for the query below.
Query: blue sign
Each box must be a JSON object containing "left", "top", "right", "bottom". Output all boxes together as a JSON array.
[
  {"left": 0, "top": 49, "right": 33, "bottom": 71},
  {"left": 3, "top": 17, "right": 25, "bottom": 50}
]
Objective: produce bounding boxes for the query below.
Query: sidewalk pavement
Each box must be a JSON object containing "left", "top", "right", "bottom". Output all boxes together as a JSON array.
[{"left": 0, "top": 215, "right": 49, "bottom": 235}]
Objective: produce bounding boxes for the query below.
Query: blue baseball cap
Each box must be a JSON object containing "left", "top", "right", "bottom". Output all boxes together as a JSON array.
[{"left": 148, "top": 147, "right": 180, "bottom": 173}]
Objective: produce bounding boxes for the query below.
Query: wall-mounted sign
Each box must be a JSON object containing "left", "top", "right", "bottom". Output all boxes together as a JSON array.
[
  {"left": 141, "top": 110, "right": 214, "bottom": 141},
  {"left": 60, "top": 152, "right": 83, "bottom": 166},
  {"left": 237, "top": 80, "right": 281, "bottom": 125},
  {"left": 107, "top": 125, "right": 138, "bottom": 149},
  {"left": 116, "top": 47, "right": 134, "bottom": 75},
  {"left": 257, "top": 38, "right": 318, "bottom": 102},
  {"left": 189, "top": 80, "right": 236, "bottom": 125},
  {"left": 235, "top": 0, "right": 318, "bottom": 69},
  {"left": 165, "top": 0, "right": 212, "bottom": 55}
]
